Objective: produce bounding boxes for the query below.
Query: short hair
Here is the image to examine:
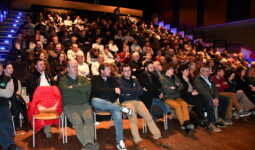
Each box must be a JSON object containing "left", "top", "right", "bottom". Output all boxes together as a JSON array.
[
  {"left": 144, "top": 61, "right": 153, "bottom": 68},
  {"left": 98, "top": 63, "right": 110, "bottom": 74},
  {"left": 200, "top": 65, "right": 211, "bottom": 73},
  {"left": 164, "top": 63, "right": 175, "bottom": 72},
  {"left": 67, "top": 60, "right": 78, "bottom": 68},
  {"left": 120, "top": 64, "right": 130, "bottom": 72},
  {"left": 35, "top": 59, "right": 44, "bottom": 65}
]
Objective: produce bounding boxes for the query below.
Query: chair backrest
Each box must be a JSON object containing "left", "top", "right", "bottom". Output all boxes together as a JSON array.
[{"left": 27, "top": 86, "right": 63, "bottom": 119}]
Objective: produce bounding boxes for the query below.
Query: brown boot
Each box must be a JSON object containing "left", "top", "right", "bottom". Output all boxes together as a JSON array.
[
  {"left": 154, "top": 137, "right": 171, "bottom": 150},
  {"left": 135, "top": 141, "right": 147, "bottom": 150}
]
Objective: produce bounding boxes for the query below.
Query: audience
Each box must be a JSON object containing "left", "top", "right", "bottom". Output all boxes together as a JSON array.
[{"left": 3, "top": 8, "right": 255, "bottom": 150}]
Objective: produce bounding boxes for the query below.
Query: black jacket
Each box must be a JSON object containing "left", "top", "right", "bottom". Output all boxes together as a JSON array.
[
  {"left": 118, "top": 76, "right": 143, "bottom": 103},
  {"left": 26, "top": 71, "right": 55, "bottom": 101},
  {"left": 137, "top": 70, "right": 162, "bottom": 108},
  {"left": 91, "top": 75, "right": 119, "bottom": 103}
]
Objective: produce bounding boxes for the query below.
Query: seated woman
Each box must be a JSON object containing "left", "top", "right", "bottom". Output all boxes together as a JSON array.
[
  {"left": 212, "top": 67, "right": 251, "bottom": 120},
  {"left": 51, "top": 52, "right": 67, "bottom": 81},
  {"left": 224, "top": 70, "right": 255, "bottom": 113},
  {"left": 178, "top": 64, "right": 208, "bottom": 126},
  {"left": 159, "top": 63, "right": 194, "bottom": 134},
  {"left": 235, "top": 67, "right": 255, "bottom": 104}
]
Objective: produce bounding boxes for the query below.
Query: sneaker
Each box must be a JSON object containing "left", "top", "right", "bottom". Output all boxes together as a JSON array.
[
  {"left": 183, "top": 120, "right": 195, "bottom": 130},
  {"left": 135, "top": 141, "right": 147, "bottom": 150},
  {"left": 215, "top": 122, "right": 227, "bottom": 128},
  {"left": 218, "top": 118, "right": 233, "bottom": 126},
  {"left": 121, "top": 107, "right": 134, "bottom": 117},
  {"left": 239, "top": 110, "right": 252, "bottom": 117},
  {"left": 209, "top": 123, "right": 222, "bottom": 133},
  {"left": 154, "top": 137, "right": 171, "bottom": 149},
  {"left": 117, "top": 140, "right": 127, "bottom": 150},
  {"left": 185, "top": 128, "right": 193, "bottom": 135}
]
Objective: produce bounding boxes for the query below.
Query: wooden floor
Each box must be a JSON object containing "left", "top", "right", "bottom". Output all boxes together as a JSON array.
[{"left": 6, "top": 116, "right": 255, "bottom": 150}]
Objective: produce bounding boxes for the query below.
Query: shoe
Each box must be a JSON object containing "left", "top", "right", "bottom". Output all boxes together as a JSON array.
[
  {"left": 8, "top": 144, "right": 22, "bottom": 150},
  {"left": 215, "top": 122, "right": 227, "bottom": 128},
  {"left": 186, "top": 123, "right": 195, "bottom": 130},
  {"left": 239, "top": 110, "right": 252, "bottom": 117},
  {"left": 185, "top": 128, "right": 193, "bottom": 135},
  {"left": 209, "top": 123, "right": 221, "bottom": 133},
  {"left": 122, "top": 107, "right": 134, "bottom": 117},
  {"left": 83, "top": 143, "right": 95, "bottom": 150},
  {"left": 154, "top": 137, "right": 171, "bottom": 150},
  {"left": 117, "top": 140, "right": 127, "bottom": 150},
  {"left": 183, "top": 120, "right": 195, "bottom": 130},
  {"left": 218, "top": 118, "right": 233, "bottom": 126},
  {"left": 135, "top": 141, "right": 147, "bottom": 150}
]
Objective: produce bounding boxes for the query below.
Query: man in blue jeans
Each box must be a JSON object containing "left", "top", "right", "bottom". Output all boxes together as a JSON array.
[
  {"left": 137, "top": 61, "right": 171, "bottom": 122},
  {"left": 0, "top": 63, "right": 22, "bottom": 150},
  {"left": 91, "top": 63, "right": 133, "bottom": 150}
]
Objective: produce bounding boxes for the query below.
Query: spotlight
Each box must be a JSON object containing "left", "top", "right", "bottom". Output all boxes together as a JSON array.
[
  {"left": 19, "top": 12, "right": 22, "bottom": 15},
  {"left": 0, "top": 47, "right": 5, "bottom": 50},
  {"left": 17, "top": 16, "right": 21, "bottom": 19},
  {"left": 15, "top": 20, "right": 19, "bottom": 23},
  {"left": 13, "top": 24, "right": 17, "bottom": 27},
  {"left": 7, "top": 34, "right": 12, "bottom": 37},
  {"left": 10, "top": 30, "right": 15, "bottom": 32},
  {"left": 4, "top": 40, "right": 9, "bottom": 43}
]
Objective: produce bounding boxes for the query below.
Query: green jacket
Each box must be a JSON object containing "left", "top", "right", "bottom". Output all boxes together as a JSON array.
[
  {"left": 58, "top": 75, "right": 91, "bottom": 105},
  {"left": 159, "top": 74, "right": 183, "bottom": 100}
]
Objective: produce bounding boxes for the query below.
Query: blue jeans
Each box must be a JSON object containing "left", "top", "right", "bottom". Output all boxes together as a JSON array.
[
  {"left": 91, "top": 98, "right": 123, "bottom": 143},
  {"left": 0, "top": 106, "right": 15, "bottom": 150},
  {"left": 151, "top": 98, "right": 171, "bottom": 122}
]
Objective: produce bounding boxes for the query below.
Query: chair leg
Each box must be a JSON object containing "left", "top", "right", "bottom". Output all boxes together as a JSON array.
[
  {"left": 19, "top": 113, "right": 23, "bottom": 128},
  {"left": 61, "top": 115, "right": 64, "bottom": 144},
  {"left": 65, "top": 115, "right": 68, "bottom": 143},
  {"left": 214, "top": 106, "right": 219, "bottom": 121},
  {"left": 11, "top": 116, "right": 16, "bottom": 136},
  {"left": 142, "top": 118, "right": 147, "bottom": 133},
  {"left": 93, "top": 112, "right": 97, "bottom": 140},
  {"left": 163, "top": 113, "right": 168, "bottom": 130},
  {"left": 33, "top": 117, "right": 35, "bottom": 147}
]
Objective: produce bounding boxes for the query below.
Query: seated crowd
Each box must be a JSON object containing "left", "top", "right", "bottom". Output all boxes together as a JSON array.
[{"left": 1, "top": 10, "right": 255, "bottom": 150}]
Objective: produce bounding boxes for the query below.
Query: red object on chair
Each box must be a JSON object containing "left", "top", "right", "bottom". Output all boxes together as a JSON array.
[{"left": 27, "top": 86, "right": 62, "bottom": 132}]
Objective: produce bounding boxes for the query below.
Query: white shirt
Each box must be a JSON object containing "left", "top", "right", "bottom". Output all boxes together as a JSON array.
[
  {"left": 40, "top": 72, "right": 50, "bottom": 86},
  {"left": 108, "top": 43, "right": 119, "bottom": 53},
  {"left": 103, "top": 52, "right": 114, "bottom": 63},
  {"left": 91, "top": 62, "right": 100, "bottom": 76},
  {"left": 92, "top": 43, "right": 104, "bottom": 52},
  {"left": 78, "top": 62, "right": 90, "bottom": 77},
  {"left": 64, "top": 20, "right": 73, "bottom": 26},
  {"left": 67, "top": 50, "right": 84, "bottom": 60}
]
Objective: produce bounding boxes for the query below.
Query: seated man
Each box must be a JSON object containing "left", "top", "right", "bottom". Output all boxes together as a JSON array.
[
  {"left": 91, "top": 63, "right": 133, "bottom": 150},
  {"left": 193, "top": 65, "right": 231, "bottom": 132},
  {"left": 26, "top": 59, "right": 55, "bottom": 137},
  {"left": 0, "top": 63, "right": 22, "bottom": 150},
  {"left": 58, "top": 60, "right": 99, "bottom": 150},
  {"left": 137, "top": 61, "right": 171, "bottom": 122},
  {"left": 118, "top": 64, "right": 170, "bottom": 150}
]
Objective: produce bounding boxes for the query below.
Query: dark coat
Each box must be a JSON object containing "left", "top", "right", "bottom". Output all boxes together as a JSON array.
[{"left": 137, "top": 71, "right": 162, "bottom": 109}]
